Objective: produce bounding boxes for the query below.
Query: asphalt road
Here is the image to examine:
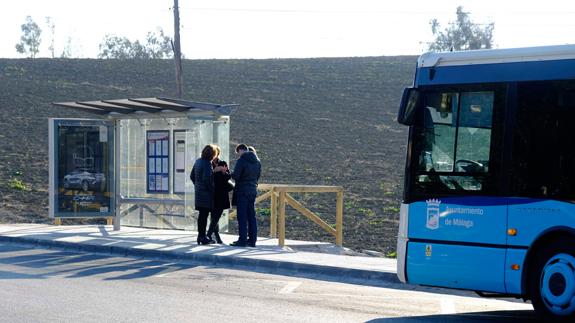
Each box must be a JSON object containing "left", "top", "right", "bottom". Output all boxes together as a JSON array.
[{"left": 0, "top": 243, "right": 539, "bottom": 323}]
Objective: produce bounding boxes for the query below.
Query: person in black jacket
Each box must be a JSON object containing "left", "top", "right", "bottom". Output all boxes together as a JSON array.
[
  {"left": 206, "top": 147, "right": 232, "bottom": 244},
  {"left": 190, "top": 144, "right": 217, "bottom": 245},
  {"left": 230, "top": 144, "right": 262, "bottom": 247}
]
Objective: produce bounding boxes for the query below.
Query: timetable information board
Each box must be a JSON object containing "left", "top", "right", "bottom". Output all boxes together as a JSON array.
[{"left": 147, "top": 131, "right": 169, "bottom": 193}]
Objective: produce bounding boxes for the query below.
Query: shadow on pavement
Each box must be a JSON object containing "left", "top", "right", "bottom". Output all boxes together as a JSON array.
[
  {"left": 0, "top": 244, "right": 196, "bottom": 280},
  {"left": 0, "top": 226, "right": 300, "bottom": 257},
  {"left": 0, "top": 241, "right": 518, "bottom": 303},
  {"left": 366, "top": 310, "right": 541, "bottom": 322}
]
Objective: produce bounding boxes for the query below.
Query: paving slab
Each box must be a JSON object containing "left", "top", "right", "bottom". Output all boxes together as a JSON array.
[{"left": 0, "top": 224, "right": 398, "bottom": 283}]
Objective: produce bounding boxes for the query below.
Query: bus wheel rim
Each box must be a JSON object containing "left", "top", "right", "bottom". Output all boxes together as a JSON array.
[{"left": 540, "top": 253, "right": 575, "bottom": 315}]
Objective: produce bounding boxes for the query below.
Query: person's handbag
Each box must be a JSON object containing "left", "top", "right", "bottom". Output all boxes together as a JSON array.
[{"left": 226, "top": 179, "right": 235, "bottom": 192}]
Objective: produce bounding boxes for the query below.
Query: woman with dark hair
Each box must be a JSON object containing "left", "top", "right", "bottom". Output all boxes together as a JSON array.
[
  {"left": 207, "top": 151, "right": 232, "bottom": 244},
  {"left": 190, "top": 144, "right": 216, "bottom": 245}
]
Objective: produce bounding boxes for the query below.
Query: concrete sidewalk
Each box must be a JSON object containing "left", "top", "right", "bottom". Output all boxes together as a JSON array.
[{"left": 0, "top": 224, "right": 398, "bottom": 283}]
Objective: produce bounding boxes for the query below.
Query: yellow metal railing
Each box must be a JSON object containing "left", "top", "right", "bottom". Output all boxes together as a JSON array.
[{"left": 229, "top": 184, "right": 344, "bottom": 247}]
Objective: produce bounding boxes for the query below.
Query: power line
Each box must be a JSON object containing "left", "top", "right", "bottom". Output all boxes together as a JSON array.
[{"left": 179, "top": 7, "right": 575, "bottom": 15}]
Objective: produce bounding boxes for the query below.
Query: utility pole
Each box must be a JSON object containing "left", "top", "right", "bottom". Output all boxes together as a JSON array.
[{"left": 173, "top": 0, "right": 183, "bottom": 98}]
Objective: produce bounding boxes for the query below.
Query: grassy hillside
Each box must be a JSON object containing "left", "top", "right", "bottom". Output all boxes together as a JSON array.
[{"left": 0, "top": 56, "right": 416, "bottom": 254}]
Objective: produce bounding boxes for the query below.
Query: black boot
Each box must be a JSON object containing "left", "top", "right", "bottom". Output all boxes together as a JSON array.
[
  {"left": 208, "top": 209, "right": 223, "bottom": 244},
  {"left": 206, "top": 229, "right": 215, "bottom": 244},
  {"left": 206, "top": 222, "right": 220, "bottom": 244},
  {"left": 213, "top": 232, "right": 223, "bottom": 244},
  {"left": 197, "top": 236, "right": 212, "bottom": 245},
  {"left": 206, "top": 228, "right": 221, "bottom": 244}
]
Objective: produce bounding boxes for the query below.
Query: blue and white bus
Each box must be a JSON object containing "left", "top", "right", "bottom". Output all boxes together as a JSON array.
[{"left": 396, "top": 44, "right": 575, "bottom": 319}]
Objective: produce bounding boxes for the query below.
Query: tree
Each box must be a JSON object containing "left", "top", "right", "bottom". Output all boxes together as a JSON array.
[
  {"left": 97, "top": 28, "right": 173, "bottom": 59},
  {"left": 45, "top": 16, "right": 55, "bottom": 58},
  {"left": 429, "top": 6, "right": 494, "bottom": 52},
  {"left": 60, "top": 37, "right": 73, "bottom": 58},
  {"left": 15, "top": 16, "right": 42, "bottom": 58},
  {"left": 98, "top": 35, "right": 140, "bottom": 59},
  {"left": 145, "top": 28, "right": 173, "bottom": 59}
]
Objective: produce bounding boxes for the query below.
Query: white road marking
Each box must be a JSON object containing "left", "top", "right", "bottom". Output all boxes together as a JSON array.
[
  {"left": 440, "top": 298, "right": 456, "bottom": 314},
  {"left": 151, "top": 264, "right": 178, "bottom": 278},
  {"left": 145, "top": 263, "right": 177, "bottom": 269},
  {"left": 279, "top": 281, "right": 302, "bottom": 294}
]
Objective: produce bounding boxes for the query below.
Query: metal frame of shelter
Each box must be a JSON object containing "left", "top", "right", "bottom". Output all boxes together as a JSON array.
[{"left": 49, "top": 97, "right": 237, "bottom": 230}]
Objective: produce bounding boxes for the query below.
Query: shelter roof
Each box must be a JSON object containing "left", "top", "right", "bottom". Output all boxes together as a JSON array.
[{"left": 53, "top": 97, "right": 237, "bottom": 117}]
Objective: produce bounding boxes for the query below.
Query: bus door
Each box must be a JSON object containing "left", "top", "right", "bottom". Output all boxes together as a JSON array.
[{"left": 405, "top": 89, "right": 508, "bottom": 292}]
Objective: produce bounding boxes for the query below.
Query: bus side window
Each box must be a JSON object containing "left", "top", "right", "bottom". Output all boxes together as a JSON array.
[{"left": 513, "top": 80, "right": 575, "bottom": 199}]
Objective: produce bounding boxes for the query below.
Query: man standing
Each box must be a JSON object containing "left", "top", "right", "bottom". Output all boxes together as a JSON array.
[{"left": 230, "top": 144, "right": 261, "bottom": 247}]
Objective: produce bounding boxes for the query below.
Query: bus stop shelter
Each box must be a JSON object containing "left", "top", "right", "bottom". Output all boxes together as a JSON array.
[{"left": 49, "top": 97, "right": 236, "bottom": 231}]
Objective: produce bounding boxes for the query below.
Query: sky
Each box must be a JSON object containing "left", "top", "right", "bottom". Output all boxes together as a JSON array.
[{"left": 2, "top": 0, "right": 575, "bottom": 59}]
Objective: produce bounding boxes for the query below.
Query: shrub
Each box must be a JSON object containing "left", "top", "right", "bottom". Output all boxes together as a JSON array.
[
  {"left": 8, "top": 178, "right": 27, "bottom": 191},
  {"left": 386, "top": 250, "right": 397, "bottom": 258}
]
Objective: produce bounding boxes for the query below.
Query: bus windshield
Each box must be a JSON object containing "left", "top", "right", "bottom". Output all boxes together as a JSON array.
[{"left": 412, "top": 90, "right": 495, "bottom": 194}]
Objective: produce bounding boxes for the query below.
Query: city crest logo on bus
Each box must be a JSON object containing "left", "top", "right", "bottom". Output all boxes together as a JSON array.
[{"left": 426, "top": 199, "right": 441, "bottom": 230}]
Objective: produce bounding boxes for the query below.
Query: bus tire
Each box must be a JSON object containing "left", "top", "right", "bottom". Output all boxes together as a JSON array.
[{"left": 529, "top": 237, "right": 575, "bottom": 320}]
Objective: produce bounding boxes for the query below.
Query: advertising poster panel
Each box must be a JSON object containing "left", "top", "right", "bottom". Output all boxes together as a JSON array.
[{"left": 52, "top": 120, "right": 114, "bottom": 217}]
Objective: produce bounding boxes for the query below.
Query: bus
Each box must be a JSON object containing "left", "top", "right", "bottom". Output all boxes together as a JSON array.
[{"left": 396, "top": 44, "right": 575, "bottom": 319}]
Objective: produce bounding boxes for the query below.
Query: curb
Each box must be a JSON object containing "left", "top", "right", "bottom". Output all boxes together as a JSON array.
[{"left": 0, "top": 235, "right": 399, "bottom": 283}]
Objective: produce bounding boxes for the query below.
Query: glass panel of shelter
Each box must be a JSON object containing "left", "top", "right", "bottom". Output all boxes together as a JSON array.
[
  {"left": 116, "top": 116, "right": 232, "bottom": 231},
  {"left": 118, "top": 117, "right": 193, "bottom": 230},
  {"left": 213, "top": 117, "right": 230, "bottom": 232},
  {"left": 184, "top": 120, "right": 214, "bottom": 228}
]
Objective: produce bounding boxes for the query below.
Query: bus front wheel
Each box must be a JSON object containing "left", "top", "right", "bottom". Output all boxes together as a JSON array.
[{"left": 529, "top": 238, "right": 575, "bottom": 320}]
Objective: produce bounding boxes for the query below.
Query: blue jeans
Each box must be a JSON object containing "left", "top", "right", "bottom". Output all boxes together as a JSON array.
[{"left": 236, "top": 191, "right": 257, "bottom": 244}]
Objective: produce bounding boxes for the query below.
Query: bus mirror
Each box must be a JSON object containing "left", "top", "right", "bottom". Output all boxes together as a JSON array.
[{"left": 398, "top": 87, "right": 420, "bottom": 126}]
